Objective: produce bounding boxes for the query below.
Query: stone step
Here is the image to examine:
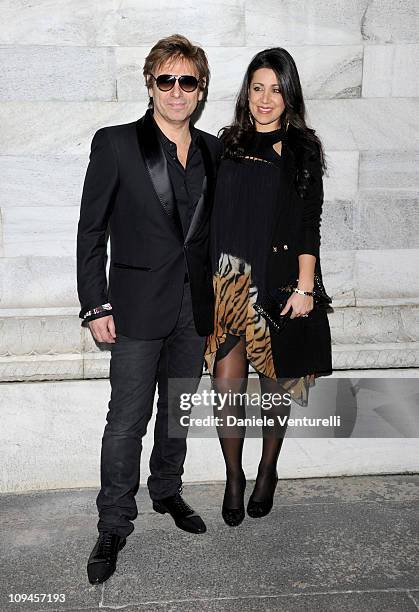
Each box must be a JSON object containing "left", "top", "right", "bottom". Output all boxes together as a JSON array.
[{"left": 2, "top": 312, "right": 419, "bottom": 381}]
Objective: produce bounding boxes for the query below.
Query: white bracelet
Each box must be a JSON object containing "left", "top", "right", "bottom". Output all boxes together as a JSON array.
[{"left": 293, "top": 288, "right": 314, "bottom": 296}]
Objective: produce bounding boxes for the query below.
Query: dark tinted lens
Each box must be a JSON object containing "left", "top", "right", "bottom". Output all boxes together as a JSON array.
[
  {"left": 178, "top": 76, "right": 199, "bottom": 92},
  {"left": 155, "top": 75, "right": 176, "bottom": 91}
]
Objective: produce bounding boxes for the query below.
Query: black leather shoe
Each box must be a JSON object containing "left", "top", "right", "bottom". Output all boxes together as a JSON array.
[
  {"left": 87, "top": 532, "right": 126, "bottom": 584},
  {"left": 153, "top": 492, "right": 206, "bottom": 534},
  {"left": 247, "top": 470, "right": 279, "bottom": 518},
  {"left": 222, "top": 473, "right": 246, "bottom": 527}
]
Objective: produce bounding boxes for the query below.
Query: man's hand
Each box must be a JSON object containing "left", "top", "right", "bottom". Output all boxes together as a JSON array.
[{"left": 88, "top": 315, "right": 116, "bottom": 343}]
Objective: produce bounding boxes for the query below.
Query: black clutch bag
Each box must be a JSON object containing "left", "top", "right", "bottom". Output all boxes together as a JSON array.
[{"left": 254, "top": 274, "right": 332, "bottom": 334}]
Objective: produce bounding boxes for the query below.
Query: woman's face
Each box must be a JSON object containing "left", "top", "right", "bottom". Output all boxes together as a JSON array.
[{"left": 248, "top": 67, "right": 285, "bottom": 132}]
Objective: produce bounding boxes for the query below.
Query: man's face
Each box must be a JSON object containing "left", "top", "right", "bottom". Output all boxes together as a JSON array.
[{"left": 148, "top": 57, "right": 204, "bottom": 126}]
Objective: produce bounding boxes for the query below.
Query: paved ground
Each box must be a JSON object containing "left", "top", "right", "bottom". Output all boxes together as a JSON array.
[{"left": 1, "top": 475, "right": 419, "bottom": 612}]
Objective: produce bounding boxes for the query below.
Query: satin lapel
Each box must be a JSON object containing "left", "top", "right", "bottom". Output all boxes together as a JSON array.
[
  {"left": 136, "top": 111, "right": 184, "bottom": 241},
  {"left": 184, "top": 133, "right": 215, "bottom": 244}
]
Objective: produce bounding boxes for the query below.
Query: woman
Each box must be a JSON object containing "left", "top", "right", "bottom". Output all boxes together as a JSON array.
[{"left": 204, "top": 48, "right": 332, "bottom": 526}]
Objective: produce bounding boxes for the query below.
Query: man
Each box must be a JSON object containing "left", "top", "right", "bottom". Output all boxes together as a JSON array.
[{"left": 77, "top": 34, "right": 222, "bottom": 584}]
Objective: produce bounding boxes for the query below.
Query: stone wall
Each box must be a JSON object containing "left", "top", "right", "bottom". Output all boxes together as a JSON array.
[{"left": 1, "top": 0, "right": 418, "bottom": 380}]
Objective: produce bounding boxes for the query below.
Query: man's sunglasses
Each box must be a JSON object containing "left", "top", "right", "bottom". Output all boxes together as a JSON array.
[{"left": 150, "top": 74, "right": 200, "bottom": 93}]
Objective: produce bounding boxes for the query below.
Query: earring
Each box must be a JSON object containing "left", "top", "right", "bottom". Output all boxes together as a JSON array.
[
  {"left": 286, "top": 119, "right": 290, "bottom": 132},
  {"left": 248, "top": 111, "right": 254, "bottom": 125}
]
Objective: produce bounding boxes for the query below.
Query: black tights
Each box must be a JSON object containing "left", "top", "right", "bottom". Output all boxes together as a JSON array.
[{"left": 212, "top": 336, "right": 291, "bottom": 506}]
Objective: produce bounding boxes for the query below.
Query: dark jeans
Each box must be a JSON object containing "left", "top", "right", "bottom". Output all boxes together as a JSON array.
[{"left": 96, "top": 283, "right": 206, "bottom": 538}]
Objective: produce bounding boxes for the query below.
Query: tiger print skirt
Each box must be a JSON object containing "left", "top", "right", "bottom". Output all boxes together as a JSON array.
[
  {"left": 204, "top": 252, "right": 315, "bottom": 404},
  {"left": 205, "top": 252, "right": 276, "bottom": 379}
]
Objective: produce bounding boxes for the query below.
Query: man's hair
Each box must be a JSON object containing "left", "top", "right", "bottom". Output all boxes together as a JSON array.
[{"left": 143, "top": 34, "right": 210, "bottom": 94}]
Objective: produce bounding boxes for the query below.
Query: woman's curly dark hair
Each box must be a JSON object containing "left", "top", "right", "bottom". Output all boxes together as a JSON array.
[{"left": 219, "top": 47, "right": 327, "bottom": 184}]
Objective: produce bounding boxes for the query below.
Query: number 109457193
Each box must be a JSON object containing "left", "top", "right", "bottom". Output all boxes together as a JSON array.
[{"left": 9, "top": 593, "right": 65, "bottom": 604}]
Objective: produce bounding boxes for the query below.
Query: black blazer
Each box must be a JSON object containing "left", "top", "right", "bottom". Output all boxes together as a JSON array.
[
  {"left": 263, "top": 131, "right": 332, "bottom": 378},
  {"left": 265, "top": 131, "right": 325, "bottom": 288},
  {"left": 77, "top": 110, "right": 222, "bottom": 339}
]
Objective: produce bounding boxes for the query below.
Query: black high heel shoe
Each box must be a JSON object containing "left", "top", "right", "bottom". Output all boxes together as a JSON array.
[
  {"left": 247, "top": 470, "right": 278, "bottom": 518},
  {"left": 222, "top": 472, "right": 246, "bottom": 527}
]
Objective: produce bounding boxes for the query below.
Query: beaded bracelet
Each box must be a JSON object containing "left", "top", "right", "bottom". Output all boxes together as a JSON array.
[{"left": 83, "top": 303, "right": 112, "bottom": 319}]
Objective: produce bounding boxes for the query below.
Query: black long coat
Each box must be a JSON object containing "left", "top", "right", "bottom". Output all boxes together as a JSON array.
[
  {"left": 77, "top": 110, "right": 222, "bottom": 339},
  {"left": 262, "top": 130, "right": 333, "bottom": 378}
]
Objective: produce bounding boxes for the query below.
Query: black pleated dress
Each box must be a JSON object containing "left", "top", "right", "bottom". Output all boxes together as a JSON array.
[{"left": 205, "top": 127, "right": 317, "bottom": 401}]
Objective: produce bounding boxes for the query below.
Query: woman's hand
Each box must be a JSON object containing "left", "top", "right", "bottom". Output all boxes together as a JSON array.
[{"left": 280, "top": 292, "right": 314, "bottom": 319}]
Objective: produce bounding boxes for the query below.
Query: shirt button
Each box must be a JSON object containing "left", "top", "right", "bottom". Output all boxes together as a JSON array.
[{"left": 283, "top": 244, "right": 288, "bottom": 250}]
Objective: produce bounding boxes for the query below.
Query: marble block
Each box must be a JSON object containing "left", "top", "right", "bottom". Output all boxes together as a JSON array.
[
  {"left": 355, "top": 249, "right": 419, "bottom": 304},
  {"left": 321, "top": 250, "right": 356, "bottom": 306},
  {"left": 0, "top": 155, "right": 87, "bottom": 208},
  {"left": 359, "top": 150, "right": 419, "bottom": 191},
  {"left": 323, "top": 151, "right": 359, "bottom": 201},
  {"left": 246, "top": 0, "right": 370, "bottom": 46},
  {"left": 392, "top": 44, "right": 419, "bottom": 97},
  {"left": 115, "top": 47, "right": 149, "bottom": 102},
  {"left": 194, "top": 101, "right": 236, "bottom": 136},
  {"left": 0, "top": 101, "right": 143, "bottom": 155},
  {"left": 2, "top": 206, "right": 79, "bottom": 257},
  {"left": 364, "top": 44, "right": 419, "bottom": 98},
  {"left": 361, "top": 0, "right": 419, "bottom": 44},
  {"left": 362, "top": 45, "right": 394, "bottom": 98},
  {"left": 0, "top": 257, "right": 78, "bottom": 308},
  {"left": 362, "top": 45, "right": 419, "bottom": 98},
  {"left": 292, "top": 45, "right": 362, "bottom": 99},
  {"left": 101, "top": 0, "right": 246, "bottom": 47},
  {"left": 0, "top": 207, "right": 3, "bottom": 257},
  {"left": 332, "top": 342, "right": 419, "bottom": 369},
  {"left": 0, "top": 0, "right": 114, "bottom": 45},
  {"left": 307, "top": 99, "right": 419, "bottom": 151},
  {"left": 0, "top": 314, "right": 82, "bottom": 356},
  {"left": 356, "top": 191, "right": 419, "bottom": 249},
  {"left": 0, "top": 0, "right": 245, "bottom": 46},
  {"left": 0, "top": 353, "right": 84, "bottom": 382},
  {"left": 329, "top": 306, "right": 419, "bottom": 345},
  {"left": 0, "top": 46, "right": 116, "bottom": 101},
  {"left": 321, "top": 199, "right": 355, "bottom": 250},
  {"left": 400, "top": 308, "right": 419, "bottom": 343}
]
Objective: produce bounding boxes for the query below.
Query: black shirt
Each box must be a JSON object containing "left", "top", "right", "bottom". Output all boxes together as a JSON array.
[{"left": 154, "top": 119, "right": 205, "bottom": 237}]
